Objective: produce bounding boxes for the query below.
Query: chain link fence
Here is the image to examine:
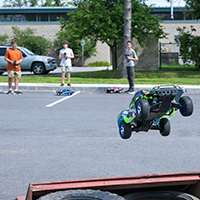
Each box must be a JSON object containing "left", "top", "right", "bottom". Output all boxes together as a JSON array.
[{"left": 159, "top": 42, "right": 194, "bottom": 69}]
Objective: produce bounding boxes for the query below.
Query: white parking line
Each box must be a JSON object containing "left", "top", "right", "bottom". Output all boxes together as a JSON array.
[{"left": 45, "top": 91, "right": 80, "bottom": 107}]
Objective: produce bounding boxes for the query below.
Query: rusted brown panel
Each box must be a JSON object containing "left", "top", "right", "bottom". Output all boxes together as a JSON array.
[
  {"left": 16, "top": 196, "right": 26, "bottom": 200},
  {"left": 21, "top": 171, "right": 200, "bottom": 200}
]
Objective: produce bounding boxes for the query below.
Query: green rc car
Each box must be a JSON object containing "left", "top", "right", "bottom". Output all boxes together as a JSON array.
[{"left": 117, "top": 85, "right": 193, "bottom": 139}]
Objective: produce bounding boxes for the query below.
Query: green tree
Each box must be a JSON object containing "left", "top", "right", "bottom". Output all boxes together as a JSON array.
[
  {"left": 53, "top": 26, "right": 96, "bottom": 59},
  {"left": 3, "top": 0, "right": 37, "bottom": 7},
  {"left": 63, "top": 0, "right": 166, "bottom": 76},
  {"left": 175, "top": 26, "right": 200, "bottom": 70},
  {"left": 3, "top": 0, "right": 68, "bottom": 7},
  {"left": 11, "top": 26, "right": 51, "bottom": 55},
  {"left": 41, "top": 0, "right": 68, "bottom": 6},
  {"left": 0, "top": 34, "right": 9, "bottom": 45},
  {"left": 185, "top": 0, "right": 200, "bottom": 20}
]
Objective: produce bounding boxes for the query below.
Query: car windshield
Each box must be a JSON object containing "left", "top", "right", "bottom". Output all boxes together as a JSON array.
[{"left": 20, "top": 47, "right": 35, "bottom": 55}]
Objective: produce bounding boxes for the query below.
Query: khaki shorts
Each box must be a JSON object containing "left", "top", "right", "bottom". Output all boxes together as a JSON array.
[{"left": 8, "top": 71, "right": 21, "bottom": 78}]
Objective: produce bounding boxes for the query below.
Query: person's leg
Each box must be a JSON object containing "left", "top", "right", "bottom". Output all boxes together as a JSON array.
[
  {"left": 61, "top": 72, "right": 65, "bottom": 84},
  {"left": 126, "top": 67, "right": 131, "bottom": 90},
  {"left": 67, "top": 72, "right": 70, "bottom": 84},
  {"left": 129, "top": 67, "right": 135, "bottom": 91},
  {"left": 14, "top": 77, "right": 19, "bottom": 90},
  {"left": 7, "top": 71, "right": 14, "bottom": 94},
  {"left": 8, "top": 77, "right": 13, "bottom": 89}
]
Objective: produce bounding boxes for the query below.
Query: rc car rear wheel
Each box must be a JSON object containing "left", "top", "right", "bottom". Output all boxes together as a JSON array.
[
  {"left": 159, "top": 118, "right": 170, "bottom": 136},
  {"left": 38, "top": 189, "right": 125, "bottom": 200},
  {"left": 119, "top": 121, "right": 132, "bottom": 139},
  {"left": 179, "top": 96, "right": 193, "bottom": 116},
  {"left": 124, "top": 190, "right": 199, "bottom": 200},
  {"left": 135, "top": 99, "right": 150, "bottom": 120}
]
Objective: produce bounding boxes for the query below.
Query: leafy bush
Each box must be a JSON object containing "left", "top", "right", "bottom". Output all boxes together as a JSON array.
[
  {"left": 11, "top": 26, "right": 51, "bottom": 55},
  {"left": 54, "top": 19, "right": 97, "bottom": 58},
  {"left": 0, "top": 34, "right": 9, "bottom": 45},
  {"left": 87, "top": 61, "right": 111, "bottom": 67},
  {"left": 176, "top": 26, "right": 200, "bottom": 70}
]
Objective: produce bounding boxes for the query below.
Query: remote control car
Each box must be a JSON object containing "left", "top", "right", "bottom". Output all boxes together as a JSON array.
[
  {"left": 56, "top": 89, "right": 74, "bottom": 96},
  {"left": 107, "top": 87, "right": 123, "bottom": 94},
  {"left": 117, "top": 85, "right": 193, "bottom": 139}
]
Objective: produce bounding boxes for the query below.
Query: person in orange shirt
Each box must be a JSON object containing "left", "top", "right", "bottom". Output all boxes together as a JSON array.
[{"left": 4, "top": 40, "right": 23, "bottom": 94}]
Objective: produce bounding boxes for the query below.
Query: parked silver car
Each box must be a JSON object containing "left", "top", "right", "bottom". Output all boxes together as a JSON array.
[{"left": 0, "top": 46, "right": 57, "bottom": 75}]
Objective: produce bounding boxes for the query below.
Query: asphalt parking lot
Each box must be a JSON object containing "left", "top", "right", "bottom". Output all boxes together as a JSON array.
[{"left": 1, "top": 91, "right": 200, "bottom": 200}]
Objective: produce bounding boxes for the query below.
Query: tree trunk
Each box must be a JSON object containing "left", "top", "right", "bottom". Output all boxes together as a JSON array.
[
  {"left": 110, "top": 43, "right": 116, "bottom": 72},
  {"left": 120, "top": 0, "right": 132, "bottom": 78}
]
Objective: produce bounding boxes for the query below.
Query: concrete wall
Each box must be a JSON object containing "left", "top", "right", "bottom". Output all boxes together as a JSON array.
[
  {"left": 117, "top": 35, "right": 159, "bottom": 71},
  {"left": 2, "top": 21, "right": 197, "bottom": 69},
  {"left": 160, "top": 21, "right": 200, "bottom": 43},
  {"left": 0, "top": 23, "right": 111, "bottom": 66}
]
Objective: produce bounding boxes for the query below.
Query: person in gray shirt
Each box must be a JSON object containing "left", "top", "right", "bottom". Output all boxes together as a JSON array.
[{"left": 125, "top": 41, "right": 138, "bottom": 94}]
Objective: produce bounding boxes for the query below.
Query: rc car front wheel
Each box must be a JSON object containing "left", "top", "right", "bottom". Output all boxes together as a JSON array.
[
  {"left": 179, "top": 96, "right": 193, "bottom": 116},
  {"left": 119, "top": 121, "right": 132, "bottom": 139},
  {"left": 135, "top": 99, "right": 150, "bottom": 120},
  {"left": 159, "top": 118, "right": 170, "bottom": 136}
]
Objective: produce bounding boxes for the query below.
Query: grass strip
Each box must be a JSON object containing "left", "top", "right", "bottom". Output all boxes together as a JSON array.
[{"left": 0, "top": 64, "right": 199, "bottom": 85}]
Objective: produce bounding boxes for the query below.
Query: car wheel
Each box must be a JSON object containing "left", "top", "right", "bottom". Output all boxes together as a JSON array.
[
  {"left": 124, "top": 190, "right": 199, "bottom": 200},
  {"left": 159, "top": 118, "right": 170, "bottom": 136},
  {"left": 119, "top": 120, "right": 132, "bottom": 139},
  {"left": 38, "top": 189, "right": 125, "bottom": 200},
  {"left": 135, "top": 99, "right": 150, "bottom": 120},
  {"left": 32, "top": 63, "right": 46, "bottom": 75},
  {"left": 0, "top": 72, "right": 4, "bottom": 75},
  {"left": 179, "top": 96, "right": 193, "bottom": 116}
]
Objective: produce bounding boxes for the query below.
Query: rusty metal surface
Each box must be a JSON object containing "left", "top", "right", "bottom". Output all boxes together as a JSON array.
[
  {"left": 21, "top": 171, "right": 200, "bottom": 200},
  {"left": 16, "top": 196, "right": 26, "bottom": 200}
]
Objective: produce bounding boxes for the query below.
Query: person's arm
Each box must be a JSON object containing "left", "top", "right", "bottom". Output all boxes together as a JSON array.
[
  {"left": 59, "top": 54, "right": 64, "bottom": 59},
  {"left": 127, "top": 51, "right": 138, "bottom": 61},
  {"left": 59, "top": 50, "right": 64, "bottom": 59},
  {"left": 66, "top": 54, "right": 74, "bottom": 59},
  {"left": 16, "top": 59, "right": 23, "bottom": 65},
  {"left": 5, "top": 57, "right": 14, "bottom": 64},
  {"left": 16, "top": 52, "right": 23, "bottom": 65},
  {"left": 65, "top": 50, "right": 74, "bottom": 59},
  {"left": 4, "top": 51, "right": 13, "bottom": 64}
]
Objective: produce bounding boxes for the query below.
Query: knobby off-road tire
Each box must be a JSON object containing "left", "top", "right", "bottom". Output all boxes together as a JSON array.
[
  {"left": 124, "top": 190, "right": 199, "bottom": 200},
  {"left": 135, "top": 99, "right": 150, "bottom": 120},
  {"left": 159, "top": 118, "right": 170, "bottom": 136},
  {"left": 179, "top": 96, "right": 193, "bottom": 116},
  {"left": 119, "top": 120, "right": 132, "bottom": 139},
  {"left": 38, "top": 189, "right": 125, "bottom": 200}
]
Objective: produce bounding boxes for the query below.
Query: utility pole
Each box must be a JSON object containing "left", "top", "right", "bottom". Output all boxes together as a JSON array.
[
  {"left": 171, "top": 0, "right": 174, "bottom": 20},
  {"left": 81, "top": 39, "right": 85, "bottom": 67}
]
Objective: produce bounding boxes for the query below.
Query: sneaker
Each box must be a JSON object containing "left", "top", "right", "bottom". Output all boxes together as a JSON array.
[
  {"left": 67, "top": 83, "right": 71, "bottom": 86},
  {"left": 127, "top": 90, "right": 135, "bottom": 94},
  {"left": 14, "top": 90, "right": 23, "bottom": 94},
  {"left": 60, "top": 83, "right": 64, "bottom": 86},
  {"left": 125, "top": 89, "right": 130, "bottom": 93},
  {"left": 7, "top": 90, "right": 12, "bottom": 94}
]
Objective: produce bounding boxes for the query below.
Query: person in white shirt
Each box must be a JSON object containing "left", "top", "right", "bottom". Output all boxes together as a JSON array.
[{"left": 59, "top": 41, "right": 74, "bottom": 86}]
